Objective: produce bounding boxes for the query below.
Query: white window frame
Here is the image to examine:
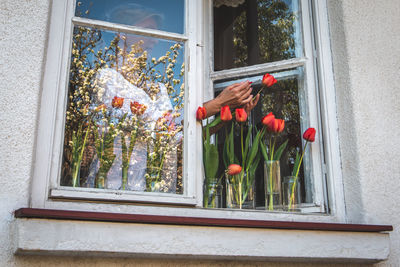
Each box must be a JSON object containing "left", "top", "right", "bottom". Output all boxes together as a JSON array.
[
  {"left": 31, "top": 0, "right": 345, "bottom": 223},
  {"left": 206, "top": 0, "right": 328, "bottom": 214}
]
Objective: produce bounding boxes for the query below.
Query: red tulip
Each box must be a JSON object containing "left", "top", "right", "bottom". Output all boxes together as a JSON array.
[
  {"left": 266, "top": 118, "right": 285, "bottom": 133},
  {"left": 112, "top": 96, "right": 124, "bottom": 109},
  {"left": 196, "top": 106, "right": 207, "bottom": 120},
  {"left": 130, "top": 101, "right": 147, "bottom": 115},
  {"left": 227, "top": 164, "right": 242, "bottom": 175},
  {"left": 262, "top": 73, "right": 277, "bottom": 87},
  {"left": 220, "top": 105, "right": 232, "bottom": 121},
  {"left": 303, "top": 127, "right": 316, "bottom": 142},
  {"left": 235, "top": 108, "right": 247, "bottom": 122},
  {"left": 261, "top": 112, "right": 275, "bottom": 127},
  {"left": 276, "top": 119, "right": 285, "bottom": 133}
]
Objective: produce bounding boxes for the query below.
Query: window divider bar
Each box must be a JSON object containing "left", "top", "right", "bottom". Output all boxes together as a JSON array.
[
  {"left": 72, "top": 17, "right": 189, "bottom": 42},
  {"left": 210, "top": 58, "right": 307, "bottom": 81}
]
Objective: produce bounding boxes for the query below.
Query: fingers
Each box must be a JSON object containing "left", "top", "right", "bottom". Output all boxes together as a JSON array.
[
  {"left": 242, "top": 94, "right": 253, "bottom": 105},
  {"left": 239, "top": 86, "right": 253, "bottom": 102},
  {"left": 243, "top": 94, "right": 260, "bottom": 114},
  {"left": 253, "top": 93, "right": 260, "bottom": 106}
]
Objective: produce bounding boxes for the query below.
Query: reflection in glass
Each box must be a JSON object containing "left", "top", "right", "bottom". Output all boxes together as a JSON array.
[
  {"left": 61, "top": 26, "right": 185, "bottom": 194},
  {"left": 213, "top": 68, "right": 310, "bottom": 208},
  {"left": 214, "top": 0, "right": 302, "bottom": 71},
  {"left": 75, "top": 0, "right": 184, "bottom": 34}
]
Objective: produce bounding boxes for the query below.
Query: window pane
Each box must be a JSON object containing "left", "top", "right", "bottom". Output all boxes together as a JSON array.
[
  {"left": 214, "top": 0, "right": 302, "bottom": 71},
  {"left": 61, "top": 26, "right": 185, "bottom": 194},
  {"left": 75, "top": 0, "right": 185, "bottom": 34},
  {"left": 211, "top": 68, "right": 316, "bottom": 211}
]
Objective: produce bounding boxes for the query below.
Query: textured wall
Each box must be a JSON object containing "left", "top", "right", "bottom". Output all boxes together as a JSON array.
[
  {"left": 0, "top": 0, "right": 50, "bottom": 265},
  {"left": 0, "top": 0, "right": 399, "bottom": 266},
  {"left": 328, "top": 0, "right": 400, "bottom": 266}
]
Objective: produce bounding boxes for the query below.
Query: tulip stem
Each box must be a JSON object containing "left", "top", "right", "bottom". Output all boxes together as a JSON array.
[
  {"left": 241, "top": 124, "right": 244, "bottom": 164},
  {"left": 289, "top": 141, "right": 308, "bottom": 210},
  {"left": 268, "top": 137, "right": 276, "bottom": 211}
]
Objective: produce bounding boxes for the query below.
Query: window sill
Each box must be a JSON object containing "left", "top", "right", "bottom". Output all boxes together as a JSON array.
[{"left": 13, "top": 208, "right": 391, "bottom": 263}]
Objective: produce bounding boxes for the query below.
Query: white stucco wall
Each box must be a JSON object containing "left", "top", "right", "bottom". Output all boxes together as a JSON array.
[
  {"left": 0, "top": 0, "right": 399, "bottom": 266},
  {"left": 328, "top": 1, "right": 400, "bottom": 266}
]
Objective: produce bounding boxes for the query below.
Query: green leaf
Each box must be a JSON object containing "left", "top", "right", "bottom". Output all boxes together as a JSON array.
[
  {"left": 243, "top": 125, "right": 252, "bottom": 164},
  {"left": 208, "top": 115, "right": 221, "bottom": 128},
  {"left": 223, "top": 136, "right": 228, "bottom": 168},
  {"left": 205, "top": 144, "right": 219, "bottom": 179},
  {"left": 228, "top": 123, "right": 235, "bottom": 164},
  {"left": 292, "top": 151, "right": 301, "bottom": 177},
  {"left": 260, "top": 139, "right": 269, "bottom": 162},
  {"left": 273, "top": 139, "right": 288, "bottom": 161},
  {"left": 245, "top": 130, "right": 261, "bottom": 172},
  {"left": 249, "top": 153, "right": 260, "bottom": 176}
]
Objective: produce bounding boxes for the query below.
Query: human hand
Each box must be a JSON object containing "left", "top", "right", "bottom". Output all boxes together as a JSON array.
[
  {"left": 244, "top": 93, "right": 260, "bottom": 115},
  {"left": 215, "top": 81, "right": 253, "bottom": 109}
]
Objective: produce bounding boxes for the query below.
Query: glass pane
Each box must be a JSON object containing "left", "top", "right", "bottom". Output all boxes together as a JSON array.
[
  {"left": 75, "top": 0, "right": 184, "bottom": 34},
  {"left": 209, "top": 68, "right": 317, "bottom": 211},
  {"left": 213, "top": 0, "right": 302, "bottom": 71},
  {"left": 61, "top": 25, "right": 185, "bottom": 194}
]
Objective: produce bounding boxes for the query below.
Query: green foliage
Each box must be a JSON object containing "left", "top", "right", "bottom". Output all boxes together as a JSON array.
[
  {"left": 223, "top": 123, "right": 236, "bottom": 168},
  {"left": 203, "top": 123, "right": 219, "bottom": 180},
  {"left": 273, "top": 139, "right": 288, "bottom": 161},
  {"left": 292, "top": 150, "right": 301, "bottom": 177}
]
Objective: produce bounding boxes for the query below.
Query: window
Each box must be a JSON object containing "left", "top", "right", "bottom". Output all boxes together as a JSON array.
[
  {"left": 207, "top": 0, "right": 325, "bottom": 213},
  {"left": 32, "top": 0, "right": 345, "bottom": 222}
]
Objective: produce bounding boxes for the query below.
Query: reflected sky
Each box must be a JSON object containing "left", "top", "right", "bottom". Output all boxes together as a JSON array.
[{"left": 76, "top": 0, "right": 185, "bottom": 34}]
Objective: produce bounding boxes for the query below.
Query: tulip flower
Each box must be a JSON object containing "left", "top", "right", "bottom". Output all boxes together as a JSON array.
[
  {"left": 220, "top": 105, "right": 232, "bottom": 121},
  {"left": 287, "top": 127, "right": 317, "bottom": 211},
  {"left": 235, "top": 108, "right": 247, "bottom": 122},
  {"left": 262, "top": 73, "right": 277, "bottom": 87},
  {"left": 227, "top": 164, "right": 242, "bottom": 175},
  {"left": 111, "top": 96, "right": 124, "bottom": 109},
  {"left": 262, "top": 112, "right": 275, "bottom": 127},
  {"left": 130, "top": 101, "right": 147, "bottom": 115},
  {"left": 276, "top": 119, "right": 285, "bottom": 133},
  {"left": 303, "top": 127, "right": 316, "bottom": 142},
  {"left": 196, "top": 106, "right": 207, "bottom": 120}
]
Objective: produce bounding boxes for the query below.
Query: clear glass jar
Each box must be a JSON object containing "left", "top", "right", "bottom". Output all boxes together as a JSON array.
[{"left": 264, "top": 160, "right": 282, "bottom": 211}]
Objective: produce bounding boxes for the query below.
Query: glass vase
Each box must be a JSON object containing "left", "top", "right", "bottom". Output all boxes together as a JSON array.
[
  {"left": 264, "top": 160, "right": 282, "bottom": 211},
  {"left": 226, "top": 171, "right": 255, "bottom": 209},
  {"left": 203, "top": 178, "right": 222, "bottom": 208},
  {"left": 283, "top": 176, "right": 301, "bottom": 211}
]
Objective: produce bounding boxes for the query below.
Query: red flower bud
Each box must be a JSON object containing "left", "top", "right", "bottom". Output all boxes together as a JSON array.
[
  {"left": 196, "top": 106, "right": 207, "bottom": 120},
  {"left": 220, "top": 105, "right": 232, "bottom": 121},
  {"left": 111, "top": 96, "right": 124, "bottom": 109},
  {"left": 261, "top": 112, "right": 275, "bottom": 127},
  {"left": 262, "top": 73, "right": 277, "bottom": 87},
  {"left": 235, "top": 108, "right": 247, "bottom": 122},
  {"left": 303, "top": 127, "right": 316, "bottom": 142},
  {"left": 227, "top": 164, "right": 242, "bottom": 175},
  {"left": 130, "top": 101, "right": 147, "bottom": 115}
]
